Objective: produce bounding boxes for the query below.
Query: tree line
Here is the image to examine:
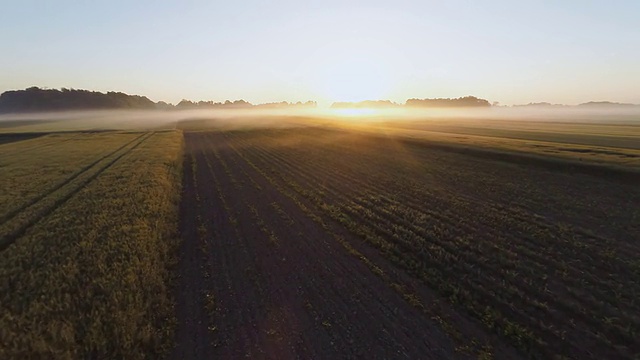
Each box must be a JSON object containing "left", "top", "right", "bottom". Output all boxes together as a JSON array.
[
  {"left": 0, "top": 87, "right": 157, "bottom": 113},
  {"left": 0, "top": 87, "right": 317, "bottom": 113},
  {"left": 331, "top": 96, "right": 492, "bottom": 109},
  {"left": 2, "top": 87, "right": 635, "bottom": 113}
]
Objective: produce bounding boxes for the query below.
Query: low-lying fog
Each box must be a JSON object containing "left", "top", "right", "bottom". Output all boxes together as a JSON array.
[{"left": 1, "top": 106, "right": 639, "bottom": 133}]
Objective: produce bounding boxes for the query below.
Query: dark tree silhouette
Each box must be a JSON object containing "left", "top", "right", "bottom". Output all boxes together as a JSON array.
[
  {"left": 405, "top": 96, "right": 491, "bottom": 107},
  {"left": 0, "top": 87, "right": 157, "bottom": 113}
]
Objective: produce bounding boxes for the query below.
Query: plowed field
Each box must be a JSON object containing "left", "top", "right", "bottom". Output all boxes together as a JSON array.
[{"left": 173, "top": 127, "right": 640, "bottom": 359}]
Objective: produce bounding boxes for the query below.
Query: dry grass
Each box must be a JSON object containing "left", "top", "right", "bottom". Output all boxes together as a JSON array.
[
  {"left": 0, "top": 130, "right": 183, "bottom": 359},
  {"left": 339, "top": 120, "right": 640, "bottom": 168},
  {"left": 0, "top": 132, "right": 140, "bottom": 221}
]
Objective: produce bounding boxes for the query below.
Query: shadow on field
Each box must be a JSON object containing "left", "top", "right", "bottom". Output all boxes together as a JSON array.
[
  {"left": 398, "top": 137, "right": 640, "bottom": 185},
  {"left": 0, "top": 132, "right": 47, "bottom": 145},
  {"left": 0, "top": 119, "right": 54, "bottom": 129}
]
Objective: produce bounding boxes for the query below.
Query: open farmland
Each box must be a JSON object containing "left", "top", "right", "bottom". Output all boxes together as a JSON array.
[
  {"left": 0, "top": 130, "right": 182, "bottom": 359},
  {"left": 174, "top": 126, "right": 640, "bottom": 359},
  {"left": 338, "top": 117, "right": 640, "bottom": 169},
  {"left": 1, "top": 117, "right": 638, "bottom": 359}
]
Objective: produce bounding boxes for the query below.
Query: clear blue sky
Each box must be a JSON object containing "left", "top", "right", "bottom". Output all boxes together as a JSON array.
[{"left": 1, "top": 0, "right": 638, "bottom": 105}]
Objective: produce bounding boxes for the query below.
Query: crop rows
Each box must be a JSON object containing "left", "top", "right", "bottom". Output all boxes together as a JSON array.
[
  {"left": 223, "top": 131, "right": 527, "bottom": 357},
  {"left": 207, "top": 128, "right": 638, "bottom": 359},
  {"left": 176, "top": 131, "right": 490, "bottom": 359}
]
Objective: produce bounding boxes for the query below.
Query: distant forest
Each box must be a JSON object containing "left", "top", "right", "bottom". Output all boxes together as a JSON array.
[
  {"left": 0, "top": 87, "right": 316, "bottom": 113},
  {"left": 0, "top": 87, "right": 637, "bottom": 113},
  {"left": 405, "top": 96, "right": 491, "bottom": 107},
  {"left": 0, "top": 87, "right": 157, "bottom": 113},
  {"left": 331, "top": 96, "right": 492, "bottom": 109},
  {"left": 175, "top": 99, "right": 317, "bottom": 109},
  {"left": 514, "top": 101, "right": 639, "bottom": 108}
]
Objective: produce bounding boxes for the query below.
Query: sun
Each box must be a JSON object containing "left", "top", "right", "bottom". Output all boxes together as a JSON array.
[
  {"left": 333, "top": 108, "right": 379, "bottom": 116},
  {"left": 314, "top": 58, "right": 392, "bottom": 103}
]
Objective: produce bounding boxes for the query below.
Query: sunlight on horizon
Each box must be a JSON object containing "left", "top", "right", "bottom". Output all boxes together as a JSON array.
[
  {"left": 314, "top": 58, "right": 393, "bottom": 103},
  {"left": 0, "top": 1, "right": 639, "bottom": 105},
  {"left": 331, "top": 108, "right": 380, "bottom": 117}
]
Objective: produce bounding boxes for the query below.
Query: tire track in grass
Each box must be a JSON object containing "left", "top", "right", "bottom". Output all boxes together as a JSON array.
[
  {"left": 0, "top": 132, "right": 154, "bottom": 251},
  {"left": 0, "top": 132, "right": 146, "bottom": 225}
]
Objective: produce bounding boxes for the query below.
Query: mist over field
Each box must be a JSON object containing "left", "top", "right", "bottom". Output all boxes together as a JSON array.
[
  {"left": 0, "top": 108, "right": 313, "bottom": 132},
  {"left": 1, "top": 63, "right": 639, "bottom": 360},
  {"left": 1, "top": 105, "right": 639, "bottom": 134},
  {"left": 3, "top": 0, "right": 640, "bottom": 358}
]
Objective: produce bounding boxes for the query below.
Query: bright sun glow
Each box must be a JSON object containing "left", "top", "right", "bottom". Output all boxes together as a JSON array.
[
  {"left": 314, "top": 57, "right": 392, "bottom": 103},
  {"left": 332, "top": 108, "right": 379, "bottom": 117}
]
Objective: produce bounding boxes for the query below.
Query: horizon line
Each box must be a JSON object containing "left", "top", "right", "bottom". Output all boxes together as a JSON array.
[{"left": 1, "top": 86, "right": 639, "bottom": 108}]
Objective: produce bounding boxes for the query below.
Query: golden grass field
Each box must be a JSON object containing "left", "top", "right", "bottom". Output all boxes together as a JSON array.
[{"left": 0, "top": 130, "right": 182, "bottom": 359}]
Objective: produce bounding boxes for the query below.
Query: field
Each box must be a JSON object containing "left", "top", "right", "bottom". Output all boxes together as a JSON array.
[
  {"left": 1, "top": 114, "right": 639, "bottom": 359},
  {"left": 173, "top": 124, "right": 639, "bottom": 359},
  {"left": 330, "top": 116, "right": 640, "bottom": 168},
  {"left": 0, "top": 130, "right": 182, "bottom": 359}
]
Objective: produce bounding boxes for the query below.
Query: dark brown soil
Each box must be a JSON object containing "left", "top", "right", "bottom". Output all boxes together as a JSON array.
[
  {"left": 172, "top": 127, "right": 640, "bottom": 359},
  {"left": 171, "top": 131, "right": 525, "bottom": 359}
]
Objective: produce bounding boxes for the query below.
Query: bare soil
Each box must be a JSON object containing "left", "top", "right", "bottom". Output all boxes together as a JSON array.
[
  {"left": 171, "top": 131, "right": 526, "bottom": 359},
  {"left": 172, "top": 127, "right": 640, "bottom": 359}
]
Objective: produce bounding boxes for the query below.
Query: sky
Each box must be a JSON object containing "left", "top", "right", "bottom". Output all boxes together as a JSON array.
[{"left": 1, "top": 0, "right": 639, "bottom": 106}]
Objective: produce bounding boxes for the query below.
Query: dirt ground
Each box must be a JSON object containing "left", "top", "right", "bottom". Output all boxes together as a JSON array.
[
  {"left": 171, "top": 127, "right": 639, "bottom": 359},
  {"left": 171, "top": 131, "right": 529, "bottom": 359}
]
